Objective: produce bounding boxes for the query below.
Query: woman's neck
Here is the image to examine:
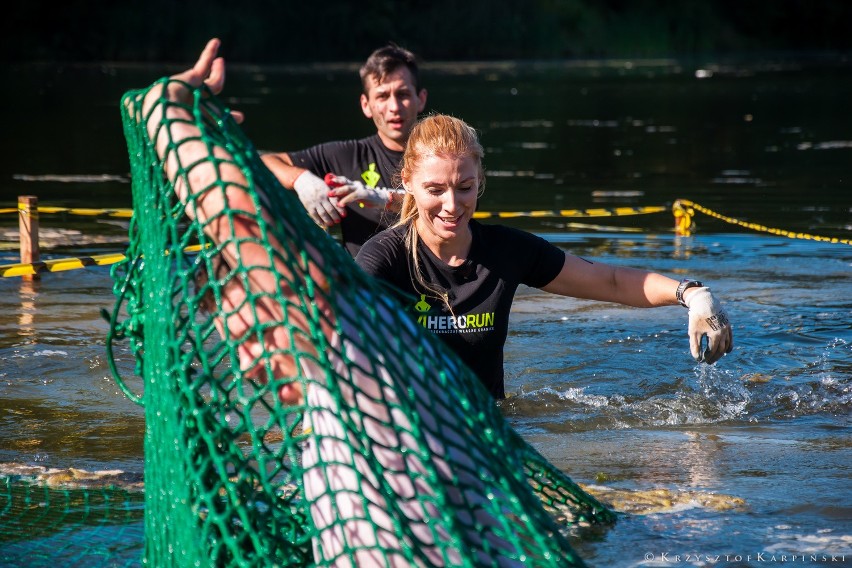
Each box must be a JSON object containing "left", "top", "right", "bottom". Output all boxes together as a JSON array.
[{"left": 415, "top": 219, "right": 472, "bottom": 267}]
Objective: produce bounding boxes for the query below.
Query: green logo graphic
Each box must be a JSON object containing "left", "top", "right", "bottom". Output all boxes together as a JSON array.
[
  {"left": 362, "top": 163, "right": 381, "bottom": 188},
  {"left": 414, "top": 294, "right": 431, "bottom": 313}
]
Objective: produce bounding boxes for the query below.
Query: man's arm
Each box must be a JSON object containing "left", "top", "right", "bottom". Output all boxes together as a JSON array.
[
  {"left": 326, "top": 175, "right": 405, "bottom": 213},
  {"left": 260, "top": 151, "right": 300, "bottom": 187},
  {"left": 261, "top": 152, "right": 345, "bottom": 226}
]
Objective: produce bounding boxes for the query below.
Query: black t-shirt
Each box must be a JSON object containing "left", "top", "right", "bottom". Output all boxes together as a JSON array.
[
  {"left": 288, "top": 134, "right": 402, "bottom": 256},
  {"left": 355, "top": 220, "right": 566, "bottom": 399}
]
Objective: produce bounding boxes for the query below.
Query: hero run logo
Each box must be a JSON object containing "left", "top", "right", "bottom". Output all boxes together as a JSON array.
[{"left": 413, "top": 295, "right": 494, "bottom": 334}]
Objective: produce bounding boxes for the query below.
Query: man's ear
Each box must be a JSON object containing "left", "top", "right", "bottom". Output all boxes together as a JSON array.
[
  {"left": 416, "top": 89, "right": 428, "bottom": 113},
  {"left": 360, "top": 93, "right": 373, "bottom": 118}
]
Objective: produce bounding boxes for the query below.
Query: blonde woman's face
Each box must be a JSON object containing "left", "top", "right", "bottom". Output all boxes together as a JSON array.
[{"left": 407, "top": 153, "right": 479, "bottom": 244}]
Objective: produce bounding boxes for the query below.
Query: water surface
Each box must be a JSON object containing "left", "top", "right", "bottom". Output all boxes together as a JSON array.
[{"left": 1, "top": 58, "right": 850, "bottom": 567}]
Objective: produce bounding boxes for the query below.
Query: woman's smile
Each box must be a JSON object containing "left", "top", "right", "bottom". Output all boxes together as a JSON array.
[{"left": 408, "top": 153, "right": 480, "bottom": 251}]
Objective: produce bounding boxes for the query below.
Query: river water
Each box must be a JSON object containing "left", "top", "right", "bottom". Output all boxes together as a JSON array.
[{"left": 1, "top": 56, "right": 850, "bottom": 567}]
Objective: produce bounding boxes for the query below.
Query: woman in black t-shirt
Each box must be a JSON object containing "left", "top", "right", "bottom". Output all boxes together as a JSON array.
[{"left": 356, "top": 114, "right": 734, "bottom": 399}]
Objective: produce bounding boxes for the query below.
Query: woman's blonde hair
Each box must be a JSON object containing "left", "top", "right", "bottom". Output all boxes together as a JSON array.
[{"left": 394, "top": 114, "right": 485, "bottom": 310}]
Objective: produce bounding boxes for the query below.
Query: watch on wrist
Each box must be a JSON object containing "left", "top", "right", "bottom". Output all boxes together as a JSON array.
[{"left": 676, "top": 278, "right": 704, "bottom": 307}]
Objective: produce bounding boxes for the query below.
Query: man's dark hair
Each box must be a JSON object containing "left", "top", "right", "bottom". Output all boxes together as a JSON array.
[{"left": 359, "top": 43, "right": 421, "bottom": 94}]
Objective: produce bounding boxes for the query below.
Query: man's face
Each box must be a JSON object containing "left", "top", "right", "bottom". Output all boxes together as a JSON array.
[{"left": 360, "top": 68, "right": 427, "bottom": 152}]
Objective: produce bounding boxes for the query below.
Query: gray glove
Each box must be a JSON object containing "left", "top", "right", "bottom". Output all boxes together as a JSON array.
[
  {"left": 685, "top": 287, "right": 733, "bottom": 364},
  {"left": 293, "top": 170, "right": 344, "bottom": 226},
  {"left": 326, "top": 175, "right": 402, "bottom": 209}
]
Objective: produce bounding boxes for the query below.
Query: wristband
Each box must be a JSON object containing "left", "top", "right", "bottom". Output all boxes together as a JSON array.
[{"left": 676, "top": 278, "right": 704, "bottom": 308}]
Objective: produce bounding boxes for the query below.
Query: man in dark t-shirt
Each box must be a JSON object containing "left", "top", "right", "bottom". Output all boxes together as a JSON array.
[
  {"left": 285, "top": 135, "right": 403, "bottom": 256},
  {"left": 262, "top": 44, "right": 427, "bottom": 257}
]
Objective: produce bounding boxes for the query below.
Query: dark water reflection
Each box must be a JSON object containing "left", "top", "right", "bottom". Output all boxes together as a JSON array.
[
  {"left": 2, "top": 58, "right": 851, "bottom": 235},
  {"left": 1, "top": 59, "right": 850, "bottom": 565}
]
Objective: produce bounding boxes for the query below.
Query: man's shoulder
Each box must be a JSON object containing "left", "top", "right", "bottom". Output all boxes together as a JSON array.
[
  {"left": 289, "top": 136, "right": 372, "bottom": 165},
  {"left": 309, "top": 137, "right": 361, "bottom": 153},
  {"left": 352, "top": 134, "right": 400, "bottom": 157},
  {"left": 316, "top": 134, "right": 391, "bottom": 156}
]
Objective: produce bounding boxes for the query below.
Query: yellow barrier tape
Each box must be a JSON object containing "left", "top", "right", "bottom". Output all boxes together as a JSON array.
[
  {"left": 0, "top": 245, "right": 204, "bottom": 278},
  {"left": 675, "top": 199, "right": 852, "bottom": 246},
  {"left": 1, "top": 253, "right": 128, "bottom": 277},
  {"left": 4, "top": 199, "right": 847, "bottom": 277},
  {"left": 0, "top": 206, "right": 134, "bottom": 217},
  {"left": 672, "top": 200, "right": 696, "bottom": 236},
  {"left": 2, "top": 205, "right": 665, "bottom": 220},
  {"left": 473, "top": 205, "right": 666, "bottom": 219}
]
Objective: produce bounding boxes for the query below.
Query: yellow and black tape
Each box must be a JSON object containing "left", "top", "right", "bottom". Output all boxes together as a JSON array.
[
  {"left": 676, "top": 199, "right": 852, "bottom": 246},
  {"left": 0, "top": 206, "right": 134, "bottom": 218},
  {"left": 0, "top": 244, "right": 204, "bottom": 278},
  {"left": 1, "top": 253, "right": 128, "bottom": 277},
  {"left": 2, "top": 205, "right": 666, "bottom": 220},
  {"left": 473, "top": 205, "right": 667, "bottom": 219},
  {"left": 3, "top": 200, "right": 850, "bottom": 277}
]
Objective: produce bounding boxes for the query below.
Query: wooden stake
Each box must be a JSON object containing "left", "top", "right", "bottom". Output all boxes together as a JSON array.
[{"left": 18, "top": 195, "right": 40, "bottom": 281}]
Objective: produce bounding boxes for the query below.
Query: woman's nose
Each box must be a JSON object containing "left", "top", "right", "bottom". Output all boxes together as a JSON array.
[{"left": 441, "top": 190, "right": 455, "bottom": 209}]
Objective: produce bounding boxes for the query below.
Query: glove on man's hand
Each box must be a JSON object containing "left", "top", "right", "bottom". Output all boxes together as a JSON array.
[
  {"left": 293, "top": 170, "right": 344, "bottom": 226},
  {"left": 685, "top": 287, "right": 733, "bottom": 364},
  {"left": 326, "top": 175, "right": 401, "bottom": 209}
]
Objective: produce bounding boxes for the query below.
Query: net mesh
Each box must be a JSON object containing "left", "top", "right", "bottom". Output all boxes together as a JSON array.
[
  {"left": 0, "top": 476, "right": 144, "bottom": 566},
  {"left": 2, "top": 76, "right": 616, "bottom": 567}
]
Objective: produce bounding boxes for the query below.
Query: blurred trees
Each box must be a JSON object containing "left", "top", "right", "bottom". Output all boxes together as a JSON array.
[{"left": 5, "top": 0, "right": 852, "bottom": 63}]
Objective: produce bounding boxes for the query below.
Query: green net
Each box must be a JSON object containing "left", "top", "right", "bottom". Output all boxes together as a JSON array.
[
  {"left": 3, "top": 75, "right": 616, "bottom": 567},
  {"left": 0, "top": 468, "right": 145, "bottom": 566}
]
